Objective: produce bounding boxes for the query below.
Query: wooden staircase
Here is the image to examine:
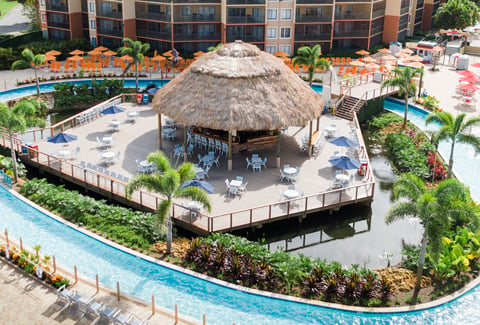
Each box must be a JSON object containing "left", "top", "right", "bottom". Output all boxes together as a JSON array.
[{"left": 336, "top": 96, "right": 366, "bottom": 120}]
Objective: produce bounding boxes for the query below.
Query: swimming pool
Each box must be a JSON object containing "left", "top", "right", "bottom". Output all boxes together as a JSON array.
[{"left": 384, "top": 97, "right": 480, "bottom": 202}]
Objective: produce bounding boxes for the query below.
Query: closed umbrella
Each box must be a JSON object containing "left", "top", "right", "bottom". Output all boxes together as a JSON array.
[
  {"left": 180, "top": 180, "right": 214, "bottom": 193},
  {"left": 328, "top": 155, "right": 360, "bottom": 170},
  {"left": 47, "top": 132, "right": 78, "bottom": 144},
  {"left": 328, "top": 136, "right": 359, "bottom": 148},
  {"left": 101, "top": 106, "right": 125, "bottom": 115}
]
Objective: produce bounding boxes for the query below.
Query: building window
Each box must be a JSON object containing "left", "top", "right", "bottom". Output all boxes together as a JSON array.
[
  {"left": 279, "top": 45, "right": 290, "bottom": 54},
  {"left": 91, "top": 37, "right": 97, "bottom": 47},
  {"left": 182, "top": 6, "right": 192, "bottom": 16},
  {"left": 266, "top": 27, "right": 277, "bottom": 38},
  {"left": 90, "top": 19, "right": 96, "bottom": 29},
  {"left": 89, "top": 2, "right": 95, "bottom": 12},
  {"left": 281, "top": 9, "right": 292, "bottom": 20},
  {"left": 41, "top": 13, "right": 46, "bottom": 23},
  {"left": 267, "top": 9, "right": 277, "bottom": 20},
  {"left": 266, "top": 45, "right": 276, "bottom": 53},
  {"left": 280, "top": 27, "right": 291, "bottom": 38},
  {"left": 42, "top": 29, "right": 48, "bottom": 39}
]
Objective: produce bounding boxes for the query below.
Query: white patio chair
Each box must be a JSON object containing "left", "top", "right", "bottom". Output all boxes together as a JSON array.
[
  {"left": 252, "top": 163, "right": 261, "bottom": 173},
  {"left": 215, "top": 139, "right": 222, "bottom": 153},
  {"left": 213, "top": 155, "right": 220, "bottom": 167},
  {"left": 239, "top": 181, "right": 248, "bottom": 193},
  {"left": 208, "top": 138, "right": 215, "bottom": 151},
  {"left": 246, "top": 157, "right": 252, "bottom": 170},
  {"left": 222, "top": 142, "right": 229, "bottom": 156},
  {"left": 203, "top": 165, "right": 210, "bottom": 179},
  {"left": 261, "top": 157, "right": 267, "bottom": 169},
  {"left": 225, "top": 179, "right": 230, "bottom": 195},
  {"left": 187, "top": 144, "right": 194, "bottom": 157}
]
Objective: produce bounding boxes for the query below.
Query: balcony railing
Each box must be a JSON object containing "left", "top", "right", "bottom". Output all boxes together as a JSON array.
[
  {"left": 97, "top": 10, "right": 122, "bottom": 19},
  {"left": 370, "top": 25, "right": 383, "bottom": 35},
  {"left": 145, "top": 0, "right": 171, "bottom": 3},
  {"left": 174, "top": 32, "right": 221, "bottom": 40},
  {"left": 416, "top": 0, "right": 424, "bottom": 9},
  {"left": 174, "top": 0, "right": 221, "bottom": 3},
  {"left": 227, "top": 0, "right": 265, "bottom": 5},
  {"left": 335, "top": 12, "right": 370, "bottom": 20},
  {"left": 136, "top": 11, "right": 171, "bottom": 22},
  {"left": 97, "top": 27, "right": 123, "bottom": 37},
  {"left": 372, "top": 8, "right": 384, "bottom": 18},
  {"left": 334, "top": 30, "right": 369, "bottom": 37},
  {"left": 47, "top": 20, "right": 70, "bottom": 29},
  {"left": 294, "top": 32, "right": 331, "bottom": 41},
  {"left": 46, "top": 3, "right": 68, "bottom": 12},
  {"left": 414, "top": 13, "right": 422, "bottom": 23},
  {"left": 295, "top": 15, "right": 332, "bottom": 23},
  {"left": 174, "top": 14, "right": 220, "bottom": 22},
  {"left": 137, "top": 29, "right": 171, "bottom": 40},
  {"left": 398, "top": 22, "right": 408, "bottom": 30},
  {"left": 226, "top": 34, "right": 264, "bottom": 42},
  {"left": 227, "top": 16, "right": 265, "bottom": 24},
  {"left": 400, "top": 6, "right": 409, "bottom": 15},
  {"left": 296, "top": 0, "right": 334, "bottom": 4},
  {"left": 335, "top": 0, "right": 371, "bottom": 3}
]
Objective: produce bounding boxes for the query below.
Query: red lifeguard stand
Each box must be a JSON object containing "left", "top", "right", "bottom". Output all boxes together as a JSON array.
[{"left": 359, "top": 159, "right": 368, "bottom": 176}]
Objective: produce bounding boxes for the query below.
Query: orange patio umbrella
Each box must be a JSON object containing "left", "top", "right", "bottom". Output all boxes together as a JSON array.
[
  {"left": 120, "top": 55, "right": 133, "bottom": 62},
  {"left": 401, "top": 48, "right": 414, "bottom": 54},
  {"left": 407, "top": 61, "right": 424, "bottom": 68},
  {"left": 193, "top": 51, "right": 205, "bottom": 57},
  {"left": 162, "top": 50, "right": 173, "bottom": 57},
  {"left": 355, "top": 49, "right": 370, "bottom": 56},
  {"left": 377, "top": 48, "right": 391, "bottom": 54},
  {"left": 273, "top": 51, "right": 289, "bottom": 57},
  {"left": 103, "top": 50, "right": 117, "bottom": 56},
  {"left": 152, "top": 55, "right": 166, "bottom": 62},
  {"left": 68, "top": 55, "right": 84, "bottom": 61},
  {"left": 382, "top": 55, "right": 397, "bottom": 61},
  {"left": 396, "top": 52, "right": 410, "bottom": 59},
  {"left": 408, "top": 55, "right": 424, "bottom": 62},
  {"left": 363, "top": 56, "right": 377, "bottom": 63},
  {"left": 70, "top": 49, "right": 84, "bottom": 55},
  {"left": 45, "top": 50, "right": 61, "bottom": 56},
  {"left": 88, "top": 49, "right": 102, "bottom": 56},
  {"left": 350, "top": 60, "right": 365, "bottom": 66},
  {"left": 365, "top": 63, "right": 380, "bottom": 69},
  {"left": 94, "top": 46, "right": 108, "bottom": 52},
  {"left": 44, "top": 54, "right": 56, "bottom": 61}
]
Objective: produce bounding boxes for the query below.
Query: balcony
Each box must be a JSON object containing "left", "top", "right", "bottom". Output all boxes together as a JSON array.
[
  {"left": 137, "top": 29, "right": 172, "bottom": 40},
  {"left": 47, "top": 20, "right": 70, "bottom": 29},
  {"left": 174, "top": 0, "right": 221, "bottom": 3},
  {"left": 97, "top": 10, "right": 122, "bottom": 19},
  {"left": 416, "top": 0, "right": 424, "bottom": 9},
  {"left": 174, "top": 32, "right": 221, "bottom": 40},
  {"left": 136, "top": 11, "right": 171, "bottom": 22},
  {"left": 400, "top": 6, "right": 409, "bottom": 15},
  {"left": 370, "top": 25, "right": 383, "bottom": 35},
  {"left": 414, "top": 13, "right": 422, "bottom": 24},
  {"left": 398, "top": 22, "right": 408, "bottom": 30},
  {"left": 174, "top": 14, "right": 220, "bottom": 22},
  {"left": 227, "top": 0, "right": 265, "bottom": 5},
  {"left": 295, "top": 15, "right": 332, "bottom": 23},
  {"left": 372, "top": 8, "right": 384, "bottom": 18},
  {"left": 144, "top": 0, "right": 171, "bottom": 2},
  {"left": 226, "top": 34, "right": 264, "bottom": 42},
  {"left": 97, "top": 27, "right": 123, "bottom": 37},
  {"left": 335, "top": 0, "right": 372, "bottom": 3},
  {"left": 335, "top": 12, "right": 370, "bottom": 20},
  {"left": 46, "top": 2, "right": 68, "bottom": 12},
  {"left": 296, "top": 0, "right": 334, "bottom": 4},
  {"left": 294, "top": 33, "right": 331, "bottom": 41},
  {"left": 334, "top": 30, "right": 369, "bottom": 37},
  {"left": 227, "top": 16, "right": 264, "bottom": 24}
]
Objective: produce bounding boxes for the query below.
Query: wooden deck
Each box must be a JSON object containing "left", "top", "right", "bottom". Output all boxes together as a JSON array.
[{"left": 7, "top": 94, "right": 375, "bottom": 236}]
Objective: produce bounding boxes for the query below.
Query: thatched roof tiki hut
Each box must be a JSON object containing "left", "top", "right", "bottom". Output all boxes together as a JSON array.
[{"left": 152, "top": 41, "right": 323, "bottom": 170}]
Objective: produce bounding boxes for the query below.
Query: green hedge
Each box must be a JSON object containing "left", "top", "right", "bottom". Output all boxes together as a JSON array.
[{"left": 0, "top": 31, "right": 43, "bottom": 48}]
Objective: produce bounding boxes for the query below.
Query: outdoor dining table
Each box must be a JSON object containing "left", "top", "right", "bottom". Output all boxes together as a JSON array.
[
  {"left": 102, "top": 151, "right": 115, "bottom": 164},
  {"left": 140, "top": 160, "right": 153, "bottom": 168},
  {"left": 185, "top": 201, "right": 203, "bottom": 211},
  {"left": 109, "top": 120, "right": 121, "bottom": 131},
  {"left": 57, "top": 149, "right": 71, "bottom": 160},
  {"left": 251, "top": 157, "right": 262, "bottom": 164},
  {"left": 102, "top": 135, "right": 112, "bottom": 146},
  {"left": 127, "top": 111, "right": 139, "bottom": 118},
  {"left": 336, "top": 174, "right": 349, "bottom": 182},
  {"left": 283, "top": 167, "right": 297, "bottom": 175},
  {"left": 283, "top": 189, "right": 299, "bottom": 200},
  {"left": 325, "top": 126, "right": 336, "bottom": 137},
  {"left": 202, "top": 155, "right": 214, "bottom": 166}
]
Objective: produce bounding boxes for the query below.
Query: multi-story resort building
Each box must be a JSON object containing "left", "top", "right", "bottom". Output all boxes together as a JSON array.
[{"left": 39, "top": 0, "right": 440, "bottom": 56}]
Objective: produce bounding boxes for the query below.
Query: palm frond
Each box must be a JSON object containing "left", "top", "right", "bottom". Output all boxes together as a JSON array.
[
  {"left": 126, "top": 173, "right": 164, "bottom": 198},
  {"left": 175, "top": 187, "right": 212, "bottom": 212},
  {"left": 147, "top": 151, "right": 170, "bottom": 172},
  {"left": 156, "top": 199, "right": 172, "bottom": 226},
  {"left": 386, "top": 202, "right": 418, "bottom": 224}
]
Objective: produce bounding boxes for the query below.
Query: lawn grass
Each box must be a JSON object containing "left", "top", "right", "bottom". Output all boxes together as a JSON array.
[{"left": 0, "top": 0, "right": 18, "bottom": 19}]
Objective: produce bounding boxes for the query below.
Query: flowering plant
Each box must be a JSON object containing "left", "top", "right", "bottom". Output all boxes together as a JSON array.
[{"left": 427, "top": 151, "right": 447, "bottom": 181}]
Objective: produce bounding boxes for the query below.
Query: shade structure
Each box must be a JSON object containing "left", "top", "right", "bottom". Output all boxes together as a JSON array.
[
  {"left": 401, "top": 48, "right": 414, "bottom": 54},
  {"left": 355, "top": 50, "right": 370, "bottom": 56},
  {"left": 457, "top": 83, "right": 480, "bottom": 92},
  {"left": 408, "top": 55, "right": 424, "bottom": 62},
  {"left": 152, "top": 55, "right": 166, "bottom": 62},
  {"left": 350, "top": 60, "right": 364, "bottom": 66},
  {"left": 328, "top": 155, "right": 360, "bottom": 170},
  {"left": 88, "top": 49, "right": 102, "bottom": 55},
  {"left": 44, "top": 54, "right": 56, "bottom": 62},
  {"left": 45, "top": 50, "right": 61, "bottom": 56},
  {"left": 458, "top": 70, "right": 477, "bottom": 77},
  {"left": 328, "top": 136, "right": 359, "bottom": 148},
  {"left": 162, "top": 50, "right": 173, "bottom": 57},
  {"left": 103, "top": 50, "right": 117, "bottom": 56},
  {"left": 382, "top": 55, "right": 398, "bottom": 61},
  {"left": 273, "top": 51, "right": 289, "bottom": 57},
  {"left": 101, "top": 106, "right": 125, "bottom": 115},
  {"left": 365, "top": 63, "right": 380, "bottom": 70},
  {"left": 47, "top": 132, "right": 78, "bottom": 144},
  {"left": 68, "top": 55, "right": 83, "bottom": 61},
  {"left": 377, "top": 48, "right": 391, "bottom": 53},
  {"left": 152, "top": 41, "right": 323, "bottom": 131},
  {"left": 407, "top": 61, "right": 424, "bottom": 68},
  {"left": 460, "top": 76, "right": 480, "bottom": 83},
  {"left": 396, "top": 52, "right": 411, "bottom": 59},
  {"left": 363, "top": 56, "right": 377, "bottom": 63},
  {"left": 70, "top": 49, "right": 84, "bottom": 55},
  {"left": 95, "top": 46, "right": 108, "bottom": 52},
  {"left": 120, "top": 55, "right": 133, "bottom": 62},
  {"left": 471, "top": 63, "right": 480, "bottom": 68},
  {"left": 180, "top": 180, "right": 214, "bottom": 194}
]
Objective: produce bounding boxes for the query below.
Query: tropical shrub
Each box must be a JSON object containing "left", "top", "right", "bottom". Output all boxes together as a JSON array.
[
  {"left": 385, "top": 132, "right": 430, "bottom": 179},
  {"left": 19, "top": 178, "right": 163, "bottom": 250}
]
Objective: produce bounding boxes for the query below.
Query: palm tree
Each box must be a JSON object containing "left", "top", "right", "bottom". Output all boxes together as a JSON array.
[
  {"left": 208, "top": 43, "right": 224, "bottom": 52},
  {"left": 381, "top": 66, "right": 422, "bottom": 128},
  {"left": 425, "top": 111, "right": 480, "bottom": 177},
  {"left": 11, "top": 49, "right": 45, "bottom": 97},
  {"left": 386, "top": 173, "right": 476, "bottom": 304},
  {"left": 292, "top": 44, "right": 331, "bottom": 86},
  {"left": 0, "top": 99, "right": 46, "bottom": 183},
  {"left": 118, "top": 38, "right": 150, "bottom": 93},
  {"left": 126, "top": 152, "right": 211, "bottom": 254}
]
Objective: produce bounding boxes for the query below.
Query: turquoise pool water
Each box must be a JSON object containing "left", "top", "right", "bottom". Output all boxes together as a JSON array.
[
  {"left": 384, "top": 97, "right": 480, "bottom": 202},
  {"left": 2, "top": 184, "right": 480, "bottom": 324}
]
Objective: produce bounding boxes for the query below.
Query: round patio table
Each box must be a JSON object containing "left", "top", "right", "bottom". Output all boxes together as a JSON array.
[
  {"left": 284, "top": 167, "right": 297, "bottom": 175},
  {"left": 336, "top": 174, "right": 349, "bottom": 182},
  {"left": 283, "top": 189, "right": 299, "bottom": 200}
]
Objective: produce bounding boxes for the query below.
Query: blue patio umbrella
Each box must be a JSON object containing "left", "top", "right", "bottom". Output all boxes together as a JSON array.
[
  {"left": 180, "top": 180, "right": 214, "bottom": 194},
  {"left": 47, "top": 132, "right": 78, "bottom": 144},
  {"left": 328, "top": 155, "right": 360, "bottom": 170},
  {"left": 101, "top": 105, "right": 125, "bottom": 115},
  {"left": 328, "top": 136, "right": 359, "bottom": 148}
]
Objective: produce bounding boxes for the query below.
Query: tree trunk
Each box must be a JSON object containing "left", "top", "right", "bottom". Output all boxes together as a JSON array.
[
  {"left": 135, "top": 63, "right": 139, "bottom": 93},
  {"left": 166, "top": 214, "right": 172, "bottom": 254},
  {"left": 412, "top": 235, "right": 427, "bottom": 304},
  {"left": 34, "top": 68, "right": 40, "bottom": 97},
  {"left": 403, "top": 93, "right": 409, "bottom": 128},
  {"left": 448, "top": 140, "right": 455, "bottom": 178},
  {"left": 9, "top": 133, "right": 18, "bottom": 183}
]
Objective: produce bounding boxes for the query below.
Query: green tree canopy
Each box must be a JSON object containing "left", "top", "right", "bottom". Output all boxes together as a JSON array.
[
  {"left": 12, "top": 48, "right": 45, "bottom": 97},
  {"left": 118, "top": 38, "right": 150, "bottom": 93},
  {"left": 126, "top": 152, "right": 212, "bottom": 253},
  {"left": 292, "top": 44, "right": 331, "bottom": 86},
  {"left": 434, "top": 0, "right": 480, "bottom": 30}
]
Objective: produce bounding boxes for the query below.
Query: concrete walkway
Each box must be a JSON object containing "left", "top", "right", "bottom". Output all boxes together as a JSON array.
[{"left": 0, "top": 4, "right": 31, "bottom": 35}]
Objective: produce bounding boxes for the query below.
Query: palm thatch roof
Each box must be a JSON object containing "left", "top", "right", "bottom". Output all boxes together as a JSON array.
[{"left": 152, "top": 41, "right": 323, "bottom": 131}]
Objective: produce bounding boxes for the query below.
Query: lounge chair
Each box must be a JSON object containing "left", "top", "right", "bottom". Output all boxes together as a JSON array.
[
  {"left": 55, "top": 284, "right": 75, "bottom": 306},
  {"left": 98, "top": 306, "right": 120, "bottom": 323}
]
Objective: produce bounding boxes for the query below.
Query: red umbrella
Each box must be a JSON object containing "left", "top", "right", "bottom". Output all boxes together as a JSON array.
[
  {"left": 471, "top": 63, "right": 480, "bottom": 68},
  {"left": 458, "top": 70, "right": 476, "bottom": 77},
  {"left": 460, "top": 76, "right": 480, "bottom": 83},
  {"left": 457, "top": 83, "right": 480, "bottom": 92}
]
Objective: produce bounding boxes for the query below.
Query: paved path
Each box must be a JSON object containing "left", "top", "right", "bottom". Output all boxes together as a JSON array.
[{"left": 0, "top": 3, "right": 31, "bottom": 35}]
